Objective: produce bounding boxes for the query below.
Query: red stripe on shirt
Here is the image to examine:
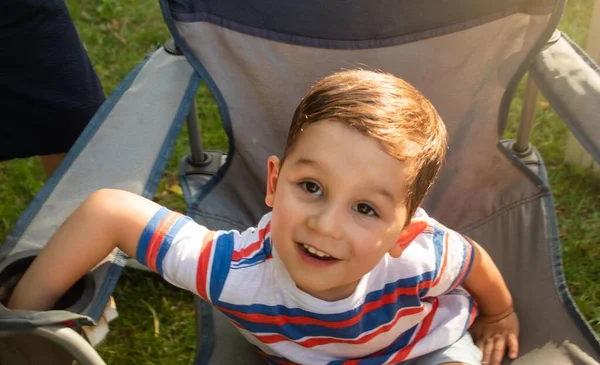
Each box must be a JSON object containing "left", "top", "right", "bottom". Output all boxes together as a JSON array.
[
  {"left": 389, "top": 298, "right": 440, "bottom": 362},
  {"left": 196, "top": 231, "right": 215, "bottom": 302},
  {"left": 468, "top": 301, "right": 479, "bottom": 328},
  {"left": 250, "top": 305, "right": 425, "bottom": 347},
  {"left": 232, "top": 222, "right": 271, "bottom": 262},
  {"left": 145, "top": 212, "right": 181, "bottom": 272},
  {"left": 217, "top": 280, "right": 429, "bottom": 330}
]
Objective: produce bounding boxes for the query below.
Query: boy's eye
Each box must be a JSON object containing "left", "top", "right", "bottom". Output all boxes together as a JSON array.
[
  {"left": 354, "top": 203, "right": 377, "bottom": 216},
  {"left": 301, "top": 181, "right": 323, "bottom": 196}
]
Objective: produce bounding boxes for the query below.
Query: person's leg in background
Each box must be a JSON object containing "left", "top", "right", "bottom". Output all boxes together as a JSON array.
[
  {"left": 39, "top": 154, "right": 67, "bottom": 178},
  {"left": 0, "top": 0, "right": 106, "bottom": 177}
]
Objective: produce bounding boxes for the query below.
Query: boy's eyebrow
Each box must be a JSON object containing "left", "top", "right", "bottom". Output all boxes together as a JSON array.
[
  {"left": 373, "top": 187, "right": 396, "bottom": 204},
  {"left": 294, "top": 158, "right": 397, "bottom": 203},
  {"left": 294, "top": 158, "right": 320, "bottom": 168}
]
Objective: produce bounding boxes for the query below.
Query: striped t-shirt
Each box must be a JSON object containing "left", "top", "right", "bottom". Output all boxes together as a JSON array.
[{"left": 136, "top": 207, "right": 477, "bottom": 364}]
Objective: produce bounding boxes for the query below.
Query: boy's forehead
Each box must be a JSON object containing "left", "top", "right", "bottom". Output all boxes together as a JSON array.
[
  {"left": 286, "top": 120, "right": 411, "bottom": 198},
  {"left": 291, "top": 120, "right": 401, "bottom": 164}
]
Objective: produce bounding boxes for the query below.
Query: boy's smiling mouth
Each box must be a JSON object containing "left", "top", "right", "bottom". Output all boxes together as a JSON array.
[{"left": 297, "top": 242, "right": 337, "bottom": 261}]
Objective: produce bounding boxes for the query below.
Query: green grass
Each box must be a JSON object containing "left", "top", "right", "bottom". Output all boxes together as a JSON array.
[{"left": 0, "top": 0, "right": 598, "bottom": 363}]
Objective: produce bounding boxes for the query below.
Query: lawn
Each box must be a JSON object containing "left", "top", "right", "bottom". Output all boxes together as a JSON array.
[{"left": 0, "top": 1, "right": 599, "bottom": 364}]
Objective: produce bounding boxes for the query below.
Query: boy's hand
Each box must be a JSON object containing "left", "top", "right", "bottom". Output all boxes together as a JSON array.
[{"left": 470, "top": 310, "right": 519, "bottom": 365}]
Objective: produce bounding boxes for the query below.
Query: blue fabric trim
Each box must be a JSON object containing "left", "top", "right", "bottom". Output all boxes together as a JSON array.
[
  {"left": 0, "top": 50, "right": 156, "bottom": 261},
  {"left": 561, "top": 32, "right": 600, "bottom": 74},
  {"left": 497, "top": 140, "right": 549, "bottom": 192},
  {"left": 530, "top": 31, "right": 600, "bottom": 165},
  {"left": 457, "top": 140, "right": 549, "bottom": 235},
  {"left": 193, "top": 298, "right": 215, "bottom": 365},
  {"left": 160, "top": 0, "right": 236, "bottom": 215},
  {"left": 142, "top": 72, "right": 201, "bottom": 199},
  {"left": 535, "top": 149, "right": 600, "bottom": 356},
  {"left": 87, "top": 251, "right": 127, "bottom": 320},
  {"left": 209, "top": 232, "right": 235, "bottom": 303},
  {"left": 72, "top": 54, "right": 199, "bottom": 321},
  {"left": 136, "top": 207, "right": 171, "bottom": 267},
  {"left": 167, "top": 5, "right": 554, "bottom": 50}
]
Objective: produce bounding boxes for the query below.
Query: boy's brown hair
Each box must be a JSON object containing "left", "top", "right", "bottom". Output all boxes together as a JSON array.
[{"left": 283, "top": 70, "right": 447, "bottom": 224}]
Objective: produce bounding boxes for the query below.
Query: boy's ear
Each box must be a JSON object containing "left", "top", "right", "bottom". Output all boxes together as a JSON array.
[
  {"left": 265, "top": 155, "right": 281, "bottom": 208},
  {"left": 388, "top": 220, "right": 428, "bottom": 258}
]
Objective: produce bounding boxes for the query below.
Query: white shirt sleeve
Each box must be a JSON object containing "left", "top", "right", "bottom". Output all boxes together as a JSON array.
[{"left": 135, "top": 207, "right": 271, "bottom": 304}]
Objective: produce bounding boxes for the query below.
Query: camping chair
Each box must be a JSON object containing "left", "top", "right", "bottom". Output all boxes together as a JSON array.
[{"left": 1, "top": 0, "right": 600, "bottom": 364}]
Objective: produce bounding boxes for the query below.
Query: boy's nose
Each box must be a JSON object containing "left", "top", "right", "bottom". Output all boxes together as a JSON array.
[{"left": 306, "top": 204, "right": 344, "bottom": 241}]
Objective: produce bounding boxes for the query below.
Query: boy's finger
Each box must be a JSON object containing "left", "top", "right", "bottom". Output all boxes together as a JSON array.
[
  {"left": 507, "top": 333, "right": 519, "bottom": 359},
  {"left": 475, "top": 337, "right": 484, "bottom": 351},
  {"left": 482, "top": 339, "right": 494, "bottom": 364},
  {"left": 490, "top": 337, "right": 506, "bottom": 365}
]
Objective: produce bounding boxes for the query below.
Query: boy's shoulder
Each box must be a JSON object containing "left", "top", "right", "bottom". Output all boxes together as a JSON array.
[
  {"left": 412, "top": 207, "right": 456, "bottom": 236},
  {"left": 384, "top": 208, "right": 474, "bottom": 298},
  {"left": 382, "top": 208, "right": 468, "bottom": 278}
]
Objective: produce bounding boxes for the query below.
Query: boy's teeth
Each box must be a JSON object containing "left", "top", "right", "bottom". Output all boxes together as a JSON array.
[{"left": 302, "top": 244, "right": 331, "bottom": 258}]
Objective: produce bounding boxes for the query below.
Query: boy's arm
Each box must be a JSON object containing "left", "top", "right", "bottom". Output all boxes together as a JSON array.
[
  {"left": 462, "top": 240, "right": 519, "bottom": 365},
  {"left": 7, "top": 189, "right": 204, "bottom": 311}
]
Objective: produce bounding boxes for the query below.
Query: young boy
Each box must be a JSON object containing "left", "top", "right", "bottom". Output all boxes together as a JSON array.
[{"left": 9, "top": 70, "right": 519, "bottom": 365}]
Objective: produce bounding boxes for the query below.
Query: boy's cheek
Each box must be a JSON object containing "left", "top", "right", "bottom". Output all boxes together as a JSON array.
[{"left": 273, "top": 195, "right": 306, "bottom": 221}]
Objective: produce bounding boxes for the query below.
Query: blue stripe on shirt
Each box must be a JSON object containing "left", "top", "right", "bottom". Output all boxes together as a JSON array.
[
  {"left": 327, "top": 324, "right": 418, "bottom": 365},
  {"left": 216, "top": 274, "right": 432, "bottom": 338},
  {"left": 136, "top": 207, "right": 170, "bottom": 267},
  {"left": 231, "top": 237, "right": 273, "bottom": 269},
  {"left": 210, "top": 231, "right": 235, "bottom": 303},
  {"left": 220, "top": 272, "right": 430, "bottom": 321},
  {"left": 430, "top": 226, "right": 445, "bottom": 294}
]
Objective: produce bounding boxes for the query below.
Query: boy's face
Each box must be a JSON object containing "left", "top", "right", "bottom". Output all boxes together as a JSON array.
[{"left": 265, "top": 120, "right": 423, "bottom": 301}]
